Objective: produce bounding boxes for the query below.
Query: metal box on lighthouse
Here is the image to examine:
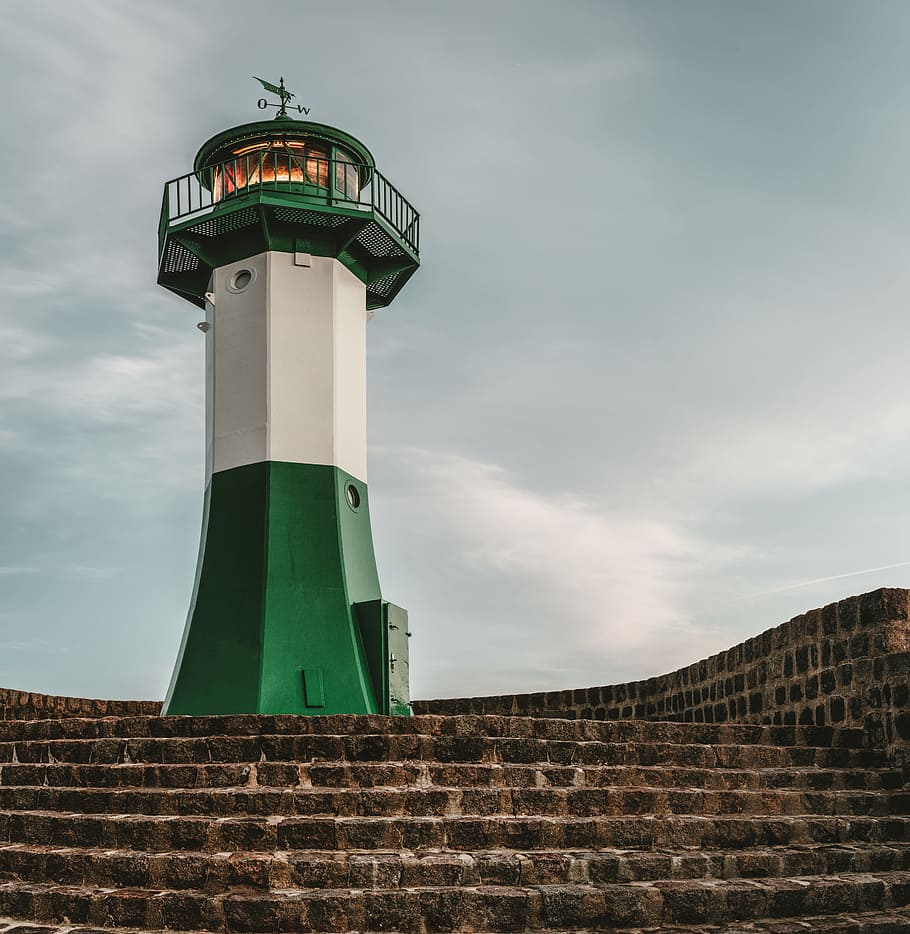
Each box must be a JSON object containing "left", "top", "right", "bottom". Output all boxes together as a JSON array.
[{"left": 157, "top": 80, "right": 419, "bottom": 716}]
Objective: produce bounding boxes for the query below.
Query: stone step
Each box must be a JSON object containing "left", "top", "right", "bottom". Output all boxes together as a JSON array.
[
  {"left": 0, "top": 736, "right": 884, "bottom": 769},
  {"left": 2, "top": 810, "right": 908, "bottom": 853},
  {"left": 2, "top": 842, "right": 910, "bottom": 892},
  {"left": 283, "top": 762, "right": 907, "bottom": 793},
  {"left": 0, "top": 783, "right": 904, "bottom": 819},
  {"left": 1, "top": 760, "right": 902, "bottom": 792},
  {"left": 1, "top": 872, "right": 910, "bottom": 930},
  {"left": 0, "top": 715, "right": 869, "bottom": 749},
  {"left": 2, "top": 914, "right": 910, "bottom": 934}
]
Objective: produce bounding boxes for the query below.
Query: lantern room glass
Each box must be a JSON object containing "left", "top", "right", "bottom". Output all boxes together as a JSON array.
[{"left": 211, "top": 140, "right": 361, "bottom": 203}]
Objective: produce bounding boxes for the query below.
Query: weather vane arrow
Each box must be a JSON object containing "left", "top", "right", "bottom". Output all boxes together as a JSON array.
[{"left": 254, "top": 76, "right": 310, "bottom": 117}]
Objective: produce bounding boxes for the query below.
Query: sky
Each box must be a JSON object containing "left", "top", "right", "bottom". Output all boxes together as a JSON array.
[{"left": 2, "top": 1, "right": 910, "bottom": 702}]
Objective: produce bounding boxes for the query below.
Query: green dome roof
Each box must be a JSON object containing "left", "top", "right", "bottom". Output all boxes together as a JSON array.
[{"left": 193, "top": 118, "right": 376, "bottom": 176}]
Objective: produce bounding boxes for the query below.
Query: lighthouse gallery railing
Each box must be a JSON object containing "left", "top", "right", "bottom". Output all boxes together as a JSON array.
[{"left": 158, "top": 152, "right": 420, "bottom": 256}]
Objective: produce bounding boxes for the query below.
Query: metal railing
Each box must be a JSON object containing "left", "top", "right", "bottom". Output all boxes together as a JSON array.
[{"left": 159, "top": 151, "right": 419, "bottom": 254}]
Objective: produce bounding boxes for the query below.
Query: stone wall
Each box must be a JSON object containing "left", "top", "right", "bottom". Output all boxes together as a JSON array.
[
  {"left": 0, "top": 686, "right": 160, "bottom": 721},
  {"left": 4, "top": 589, "right": 908, "bottom": 764},
  {"left": 414, "top": 588, "right": 910, "bottom": 765}
]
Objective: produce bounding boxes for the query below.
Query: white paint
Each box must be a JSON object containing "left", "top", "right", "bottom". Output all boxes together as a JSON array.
[
  {"left": 203, "top": 280, "right": 215, "bottom": 481},
  {"left": 210, "top": 255, "right": 268, "bottom": 476},
  {"left": 331, "top": 263, "right": 369, "bottom": 482},
  {"left": 205, "top": 252, "right": 369, "bottom": 482}
]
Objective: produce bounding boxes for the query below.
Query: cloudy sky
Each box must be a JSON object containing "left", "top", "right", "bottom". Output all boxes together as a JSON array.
[{"left": 2, "top": 1, "right": 910, "bottom": 703}]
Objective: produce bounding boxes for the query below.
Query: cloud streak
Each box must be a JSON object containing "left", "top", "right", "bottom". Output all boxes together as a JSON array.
[
  {"left": 378, "top": 448, "right": 743, "bottom": 692},
  {"left": 747, "top": 561, "right": 910, "bottom": 598}
]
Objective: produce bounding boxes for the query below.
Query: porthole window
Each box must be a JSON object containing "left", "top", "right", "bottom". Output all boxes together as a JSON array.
[
  {"left": 345, "top": 482, "right": 361, "bottom": 510},
  {"left": 227, "top": 267, "right": 256, "bottom": 293}
]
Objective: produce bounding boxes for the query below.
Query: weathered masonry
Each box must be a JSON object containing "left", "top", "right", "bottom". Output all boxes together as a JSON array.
[
  {"left": 416, "top": 588, "right": 910, "bottom": 769},
  {"left": 0, "top": 588, "right": 908, "bottom": 931}
]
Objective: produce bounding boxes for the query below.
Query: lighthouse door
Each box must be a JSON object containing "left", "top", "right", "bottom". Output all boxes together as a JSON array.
[{"left": 385, "top": 603, "right": 411, "bottom": 717}]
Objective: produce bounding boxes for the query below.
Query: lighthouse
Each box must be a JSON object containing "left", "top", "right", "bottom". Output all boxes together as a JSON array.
[{"left": 157, "top": 80, "right": 419, "bottom": 716}]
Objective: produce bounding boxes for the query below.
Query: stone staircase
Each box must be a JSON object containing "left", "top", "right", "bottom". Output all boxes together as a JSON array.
[{"left": 0, "top": 712, "right": 908, "bottom": 932}]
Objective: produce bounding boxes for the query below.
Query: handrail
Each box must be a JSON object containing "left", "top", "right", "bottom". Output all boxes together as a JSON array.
[{"left": 160, "top": 152, "right": 419, "bottom": 254}]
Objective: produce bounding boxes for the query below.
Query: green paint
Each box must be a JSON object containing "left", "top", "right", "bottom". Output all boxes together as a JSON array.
[
  {"left": 254, "top": 76, "right": 284, "bottom": 96},
  {"left": 386, "top": 603, "right": 411, "bottom": 716},
  {"left": 158, "top": 187, "right": 419, "bottom": 311},
  {"left": 162, "top": 461, "right": 405, "bottom": 716},
  {"left": 354, "top": 600, "right": 411, "bottom": 718},
  {"left": 302, "top": 668, "right": 325, "bottom": 707}
]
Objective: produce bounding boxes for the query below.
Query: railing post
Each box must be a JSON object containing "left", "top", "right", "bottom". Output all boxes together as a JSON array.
[
  {"left": 161, "top": 153, "right": 417, "bottom": 263},
  {"left": 158, "top": 186, "right": 169, "bottom": 259}
]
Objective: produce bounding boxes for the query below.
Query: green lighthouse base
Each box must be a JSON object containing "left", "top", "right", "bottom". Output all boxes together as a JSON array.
[{"left": 162, "top": 461, "right": 410, "bottom": 716}]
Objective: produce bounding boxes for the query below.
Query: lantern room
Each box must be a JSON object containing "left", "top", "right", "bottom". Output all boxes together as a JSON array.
[
  {"left": 193, "top": 120, "right": 375, "bottom": 207},
  {"left": 158, "top": 116, "right": 419, "bottom": 310}
]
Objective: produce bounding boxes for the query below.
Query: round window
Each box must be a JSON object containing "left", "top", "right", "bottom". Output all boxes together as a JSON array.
[
  {"left": 345, "top": 483, "right": 361, "bottom": 510},
  {"left": 227, "top": 268, "right": 256, "bottom": 293}
]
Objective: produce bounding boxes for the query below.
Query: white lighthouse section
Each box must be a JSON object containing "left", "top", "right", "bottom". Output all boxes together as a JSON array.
[{"left": 207, "top": 252, "right": 369, "bottom": 483}]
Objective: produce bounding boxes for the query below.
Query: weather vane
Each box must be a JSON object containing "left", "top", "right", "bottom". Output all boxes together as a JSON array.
[{"left": 254, "top": 76, "right": 310, "bottom": 117}]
